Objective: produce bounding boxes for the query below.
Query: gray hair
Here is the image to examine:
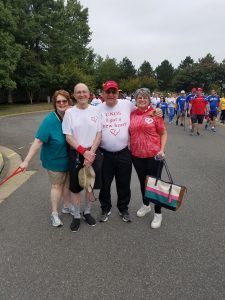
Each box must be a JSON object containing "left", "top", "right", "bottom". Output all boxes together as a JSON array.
[{"left": 134, "top": 88, "right": 151, "bottom": 100}]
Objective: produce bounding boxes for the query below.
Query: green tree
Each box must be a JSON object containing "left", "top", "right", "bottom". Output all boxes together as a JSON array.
[
  {"left": 138, "top": 60, "right": 154, "bottom": 77},
  {"left": 119, "top": 57, "right": 136, "bottom": 79},
  {"left": 173, "top": 53, "right": 222, "bottom": 93},
  {"left": 178, "top": 56, "right": 194, "bottom": 70},
  {"left": 0, "top": 1, "right": 22, "bottom": 103},
  {"left": 95, "top": 56, "right": 121, "bottom": 88},
  {"left": 155, "top": 60, "right": 175, "bottom": 90},
  {"left": 120, "top": 76, "right": 158, "bottom": 93}
]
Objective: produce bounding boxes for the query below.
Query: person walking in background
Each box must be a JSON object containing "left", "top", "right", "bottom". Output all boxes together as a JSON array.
[
  {"left": 175, "top": 90, "right": 186, "bottom": 127},
  {"left": 129, "top": 88, "right": 167, "bottom": 229},
  {"left": 207, "top": 89, "right": 220, "bottom": 132},
  {"left": 62, "top": 83, "right": 102, "bottom": 232},
  {"left": 186, "top": 88, "right": 197, "bottom": 130},
  {"left": 166, "top": 93, "right": 176, "bottom": 124},
  {"left": 20, "top": 90, "right": 73, "bottom": 227},
  {"left": 188, "top": 88, "right": 209, "bottom": 136},
  {"left": 91, "top": 94, "right": 102, "bottom": 106},
  {"left": 219, "top": 93, "right": 225, "bottom": 123},
  {"left": 151, "top": 92, "right": 160, "bottom": 109},
  {"left": 158, "top": 95, "right": 168, "bottom": 120}
]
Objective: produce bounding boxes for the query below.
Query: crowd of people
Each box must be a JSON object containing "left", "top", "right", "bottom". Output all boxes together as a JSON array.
[{"left": 19, "top": 81, "right": 224, "bottom": 232}]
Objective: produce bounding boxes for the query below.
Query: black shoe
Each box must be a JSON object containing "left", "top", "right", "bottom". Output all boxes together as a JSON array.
[
  {"left": 176, "top": 120, "right": 178, "bottom": 125},
  {"left": 83, "top": 213, "right": 96, "bottom": 226},
  {"left": 180, "top": 123, "right": 184, "bottom": 126},
  {"left": 99, "top": 210, "right": 111, "bottom": 222},
  {"left": 70, "top": 218, "right": 80, "bottom": 232},
  {"left": 119, "top": 211, "right": 131, "bottom": 223}
]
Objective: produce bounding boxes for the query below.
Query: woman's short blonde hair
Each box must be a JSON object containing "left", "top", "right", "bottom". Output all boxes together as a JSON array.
[{"left": 134, "top": 88, "right": 151, "bottom": 100}]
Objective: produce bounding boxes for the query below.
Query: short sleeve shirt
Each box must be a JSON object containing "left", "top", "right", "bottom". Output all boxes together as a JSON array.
[
  {"left": 190, "top": 96, "right": 208, "bottom": 115},
  {"left": 98, "top": 100, "right": 135, "bottom": 152},
  {"left": 62, "top": 105, "right": 101, "bottom": 148},
  {"left": 129, "top": 109, "right": 166, "bottom": 158},
  {"left": 207, "top": 95, "right": 220, "bottom": 112},
  {"left": 35, "top": 112, "right": 69, "bottom": 171},
  {"left": 176, "top": 96, "right": 186, "bottom": 111}
]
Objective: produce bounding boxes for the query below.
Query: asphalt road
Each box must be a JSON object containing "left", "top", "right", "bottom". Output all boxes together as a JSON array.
[{"left": 0, "top": 112, "right": 225, "bottom": 300}]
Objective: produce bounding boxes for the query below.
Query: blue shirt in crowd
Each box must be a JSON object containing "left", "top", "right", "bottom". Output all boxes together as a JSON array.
[
  {"left": 207, "top": 95, "right": 220, "bottom": 112},
  {"left": 176, "top": 96, "right": 186, "bottom": 111},
  {"left": 158, "top": 102, "right": 168, "bottom": 115}
]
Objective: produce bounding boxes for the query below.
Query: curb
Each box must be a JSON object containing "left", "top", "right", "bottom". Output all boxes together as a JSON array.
[
  {"left": 0, "top": 146, "right": 36, "bottom": 203},
  {"left": 0, "top": 109, "right": 51, "bottom": 119},
  {"left": 0, "top": 151, "right": 3, "bottom": 174}
]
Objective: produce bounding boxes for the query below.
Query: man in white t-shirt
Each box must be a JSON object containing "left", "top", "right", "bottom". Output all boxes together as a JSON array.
[
  {"left": 97, "top": 81, "right": 135, "bottom": 222},
  {"left": 62, "top": 83, "right": 102, "bottom": 232}
]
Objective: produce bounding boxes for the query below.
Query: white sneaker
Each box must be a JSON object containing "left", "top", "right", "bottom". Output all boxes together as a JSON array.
[
  {"left": 62, "top": 205, "right": 75, "bottom": 215},
  {"left": 151, "top": 213, "right": 162, "bottom": 229},
  {"left": 137, "top": 204, "right": 151, "bottom": 217},
  {"left": 51, "top": 212, "right": 63, "bottom": 227}
]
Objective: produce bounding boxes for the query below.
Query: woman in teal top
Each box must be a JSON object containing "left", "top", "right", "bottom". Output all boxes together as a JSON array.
[{"left": 20, "top": 90, "right": 73, "bottom": 227}]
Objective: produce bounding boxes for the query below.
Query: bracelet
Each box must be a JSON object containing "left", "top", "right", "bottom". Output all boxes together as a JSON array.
[{"left": 77, "top": 145, "right": 86, "bottom": 155}]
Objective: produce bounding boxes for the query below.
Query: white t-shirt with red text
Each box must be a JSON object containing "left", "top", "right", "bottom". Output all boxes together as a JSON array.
[
  {"left": 98, "top": 100, "right": 135, "bottom": 152},
  {"left": 62, "top": 105, "right": 101, "bottom": 148}
]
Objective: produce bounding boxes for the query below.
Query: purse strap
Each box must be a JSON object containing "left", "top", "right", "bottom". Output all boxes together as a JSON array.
[
  {"left": 155, "top": 159, "right": 173, "bottom": 184},
  {"left": 163, "top": 159, "right": 173, "bottom": 184}
]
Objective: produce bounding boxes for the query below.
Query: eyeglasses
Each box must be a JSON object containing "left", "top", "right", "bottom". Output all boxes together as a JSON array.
[
  {"left": 56, "top": 100, "right": 68, "bottom": 104},
  {"left": 105, "top": 89, "right": 117, "bottom": 94}
]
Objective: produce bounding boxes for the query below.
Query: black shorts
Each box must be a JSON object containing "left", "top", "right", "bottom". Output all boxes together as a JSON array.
[
  {"left": 191, "top": 114, "right": 204, "bottom": 124},
  {"left": 209, "top": 111, "right": 217, "bottom": 120},
  {"left": 69, "top": 148, "right": 103, "bottom": 193}
]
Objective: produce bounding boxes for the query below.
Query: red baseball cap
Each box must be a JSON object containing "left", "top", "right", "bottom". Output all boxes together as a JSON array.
[
  {"left": 103, "top": 80, "right": 119, "bottom": 91},
  {"left": 191, "top": 88, "right": 197, "bottom": 93},
  {"left": 197, "top": 87, "right": 203, "bottom": 92}
]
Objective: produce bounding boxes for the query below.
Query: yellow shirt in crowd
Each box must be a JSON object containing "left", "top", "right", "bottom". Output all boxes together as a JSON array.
[{"left": 220, "top": 98, "right": 225, "bottom": 110}]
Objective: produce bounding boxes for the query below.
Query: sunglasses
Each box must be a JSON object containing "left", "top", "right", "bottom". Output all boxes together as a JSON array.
[
  {"left": 56, "top": 100, "right": 68, "bottom": 104},
  {"left": 105, "top": 89, "right": 117, "bottom": 94}
]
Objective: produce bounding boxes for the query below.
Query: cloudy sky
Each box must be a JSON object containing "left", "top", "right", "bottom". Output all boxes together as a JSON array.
[{"left": 79, "top": 0, "right": 225, "bottom": 69}]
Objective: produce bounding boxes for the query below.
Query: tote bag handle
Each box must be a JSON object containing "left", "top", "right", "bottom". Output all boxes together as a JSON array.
[{"left": 155, "top": 159, "right": 173, "bottom": 184}]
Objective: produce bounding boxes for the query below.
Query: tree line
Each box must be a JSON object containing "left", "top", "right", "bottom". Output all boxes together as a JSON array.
[{"left": 1, "top": 0, "right": 225, "bottom": 104}]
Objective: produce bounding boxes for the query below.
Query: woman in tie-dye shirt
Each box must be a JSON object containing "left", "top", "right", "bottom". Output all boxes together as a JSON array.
[{"left": 129, "top": 88, "right": 167, "bottom": 229}]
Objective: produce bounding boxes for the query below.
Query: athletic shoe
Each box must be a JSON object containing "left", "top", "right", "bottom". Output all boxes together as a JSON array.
[
  {"left": 211, "top": 127, "right": 216, "bottom": 132},
  {"left": 83, "top": 213, "right": 96, "bottom": 226},
  {"left": 190, "top": 129, "right": 194, "bottom": 136},
  {"left": 99, "top": 210, "right": 111, "bottom": 222},
  {"left": 70, "top": 218, "right": 81, "bottom": 232},
  {"left": 62, "top": 205, "right": 75, "bottom": 215},
  {"left": 137, "top": 204, "right": 151, "bottom": 217},
  {"left": 119, "top": 211, "right": 131, "bottom": 223},
  {"left": 151, "top": 213, "right": 162, "bottom": 229},
  {"left": 51, "top": 212, "right": 63, "bottom": 227}
]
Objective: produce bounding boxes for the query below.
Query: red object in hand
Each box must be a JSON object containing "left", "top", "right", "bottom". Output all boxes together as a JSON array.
[
  {"left": 0, "top": 167, "right": 23, "bottom": 186},
  {"left": 77, "top": 145, "right": 86, "bottom": 155}
]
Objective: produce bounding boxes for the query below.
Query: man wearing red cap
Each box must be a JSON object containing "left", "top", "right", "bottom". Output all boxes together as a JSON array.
[
  {"left": 98, "top": 80, "right": 161, "bottom": 223},
  {"left": 188, "top": 88, "right": 209, "bottom": 136}
]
